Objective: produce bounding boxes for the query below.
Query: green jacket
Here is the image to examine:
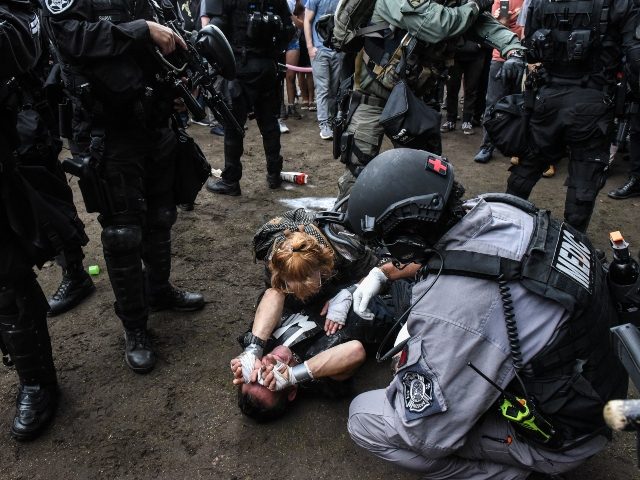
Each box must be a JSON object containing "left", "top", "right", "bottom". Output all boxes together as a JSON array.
[{"left": 359, "top": 0, "right": 523, "bottom": 96}]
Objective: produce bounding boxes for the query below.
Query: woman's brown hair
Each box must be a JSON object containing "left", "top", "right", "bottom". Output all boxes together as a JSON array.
[{"left": 269, "top": 231, "right": 334, "bottom": 301}]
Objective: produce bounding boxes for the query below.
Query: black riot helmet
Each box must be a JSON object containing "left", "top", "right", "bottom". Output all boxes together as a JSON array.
[
  {"left": 345, "top": 148, "right": 456, "bottom": 263},
  {"left": 196, "top": 25, "right": 236, "bottom": 80}
]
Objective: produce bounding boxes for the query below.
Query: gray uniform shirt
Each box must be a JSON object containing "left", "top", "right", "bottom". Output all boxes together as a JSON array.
[{"left": 387, "top": 198, "right": 568, "bottom": 457}]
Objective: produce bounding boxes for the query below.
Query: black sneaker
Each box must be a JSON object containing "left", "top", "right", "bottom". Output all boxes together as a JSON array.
[
  {"left": 48, "top": 270, "right": 96, "bottom": 317},
  {"left": 10, "top": 383, "right": 58, "bottom": 441},
  {"left": 149, "top": 284, "right": 205, "bottom": 312},
  {"left": 124, "top": 328, "right": 155, "bottom": 374},
  {"left": 608, "top": 175, "right": 640, "bottom": 199},
  {"left": 474, "top": 146, "right": 494, "bottom": 164},
  {"left": 267, "top": 173, "right": 282, "bottom": 189},
  {"left": 205, "top": 178, "right": 241, "bottom": 196}
]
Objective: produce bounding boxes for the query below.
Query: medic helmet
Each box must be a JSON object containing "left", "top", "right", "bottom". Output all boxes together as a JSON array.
[{"left": 345, "top": 148, "right": 454, "bottom": 248}]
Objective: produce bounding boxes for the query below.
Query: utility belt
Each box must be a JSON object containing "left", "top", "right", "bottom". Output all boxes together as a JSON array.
[{"left": 544, "top": 73, "right": 610, "bottom": 92}]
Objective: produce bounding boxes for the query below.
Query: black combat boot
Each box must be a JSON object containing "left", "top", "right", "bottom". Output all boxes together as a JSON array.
[
  {"left": 0, "top": 277, "right": 59, "bottom": 441},
  {"left": 143, "top": 227, "right": 205, "bottom": 312},
  {"left": 124, "top": 327, "right": 155, "bottom": 374},
  {"left": 48, "top": 267, "right": 95, "bottom": 316},
  {"left": 266, "top": 172, "right": 282, "bottom": 189},
  {"left": 608, "top": 175, "right": 640, "bottom": 199},
  {"left": 102, "top": 224, "right": 153, "bottom": 373},
  {"left": 205, "top": 178, "right": 241, "bottom": 196},
  {"left": 11, "top": 383, "right": 58, "bottom": 441}
]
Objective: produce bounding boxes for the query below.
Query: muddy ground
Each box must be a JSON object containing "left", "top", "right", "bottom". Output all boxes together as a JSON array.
[{"left": 1, "top": 109, "right": 639, "bottom": 480}]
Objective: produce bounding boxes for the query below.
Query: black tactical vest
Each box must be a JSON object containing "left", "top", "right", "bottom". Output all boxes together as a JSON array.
[
  {"left": 42, "top": 0, "right": 160, "bottom": 118},
  {"left": 424, "top": 194, "right": 628, "bottom": 446},
  {"left": 227, "top": 0, "right": 283, "bottom": 57},
  {"left": 526, "top": 0, "right": 613, "bottom": 81}
]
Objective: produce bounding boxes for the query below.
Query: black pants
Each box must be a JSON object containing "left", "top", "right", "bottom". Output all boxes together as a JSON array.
[
  {"left": 627, "top": 111, "right": 640, "bottom": 178},
  {"left": 222, "top": 57, "right": 282, "bottom": 183},
  {"left": 96, "top": 126, "right": 178, "bottom": 329},
  {"left": 506, "top": 85, "right": 613, "bottom": 232},
  {"left": 0, "top": 227, "right": 56, "bottom": 386},
  {"left": 445, "top": 54, "right": 486, "bottom": 123}
]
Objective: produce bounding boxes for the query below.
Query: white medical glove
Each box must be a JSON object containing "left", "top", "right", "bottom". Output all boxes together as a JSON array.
[{"left": 353, "top": 267, "right": 388, "bottom": 320}]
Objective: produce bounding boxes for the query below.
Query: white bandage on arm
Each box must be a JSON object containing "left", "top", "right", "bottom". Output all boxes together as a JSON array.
[
  {"left": 326, "top": 289, "right": 353, "bottom": 325},
  {"left": 237, "top": 350, "right": 258, "bottom": 383},
  {"left": 258, "top": 360, "right": 314, "bottom": 391}
]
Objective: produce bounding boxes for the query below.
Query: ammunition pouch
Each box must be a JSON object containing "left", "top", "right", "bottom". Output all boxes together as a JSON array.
[
  {"left": 339, "top": 132, "right": 354, "bottom": 166},
  {"left": 57, "top": 98, "right": 73, "bottom": 140}
]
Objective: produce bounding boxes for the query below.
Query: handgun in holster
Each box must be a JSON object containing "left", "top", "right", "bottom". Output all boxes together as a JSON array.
[{"left": 62, "top": 155, "right": 109, "bottom": 214}]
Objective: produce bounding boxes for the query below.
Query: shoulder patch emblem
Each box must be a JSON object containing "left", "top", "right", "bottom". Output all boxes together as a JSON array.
[
  {"left": 407, "top": 0, "right": 427, "bottom": 9},
  {"left": 45, "top": 0, "right": 76, "bottom": 15},
  {"left": 402, "top": 371, "right": 432, "bottom": 413}
]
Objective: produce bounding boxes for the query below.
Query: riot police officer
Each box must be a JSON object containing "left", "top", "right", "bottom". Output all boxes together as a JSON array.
[
  {"left": 503, "top": 0, "right": 640, "bottom": 232},
  {"left": 332, "top": 0, "right": 526, "bottom": 199},
  {"left": 1, "top": 0, "right": 71, "bottom": 440},
  {"left": 43, "top": 0, "right": 205, "bottom": 374},
  {"left": 203, "top": 0, "right": 295, "bottom": 195}
]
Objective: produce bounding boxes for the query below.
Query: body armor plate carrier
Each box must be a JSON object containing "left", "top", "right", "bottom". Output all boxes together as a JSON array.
[{"left": 423, "top": 193, "right": 628, "bottom": 447}]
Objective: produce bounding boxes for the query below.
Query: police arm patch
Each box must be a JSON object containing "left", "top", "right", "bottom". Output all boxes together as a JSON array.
[
  {"left": 45, "top": 0, "right": 76, "bottom": 15},
  {"left": 401, "top": 369, "right": 446, "bottom": 420}
]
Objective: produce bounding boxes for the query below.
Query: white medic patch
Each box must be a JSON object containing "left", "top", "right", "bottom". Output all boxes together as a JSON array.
[
  {"left": 402, "top": 371, "right": 433, "bottom": 413},
  {"left": 552, "top": 226, "right": 593, "bottom": 292},
  {"left": 45, "top": 0, "right": 76, "bottom": 15}
]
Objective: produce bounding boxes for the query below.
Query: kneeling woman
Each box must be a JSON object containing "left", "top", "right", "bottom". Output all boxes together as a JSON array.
[{"left": 231, "top": 208, "right": 407, "bottom": 420}]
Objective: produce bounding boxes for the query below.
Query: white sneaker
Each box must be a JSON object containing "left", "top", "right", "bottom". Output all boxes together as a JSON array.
[
  {"left": 278, "top": 119, "right": 290, "bottom": 134},
  {"left": 320, "top": 123, "right": 333, "bottom": 140},
  {"left": 461, "top": 121, "right": 474, "bottom": 135}
]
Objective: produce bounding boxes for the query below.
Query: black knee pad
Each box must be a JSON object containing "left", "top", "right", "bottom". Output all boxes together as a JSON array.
[
  {"left": 101, "top": 224, "right": 143, "bottom": 253},
  {"left": 147, "top": 206, "right": 177, "bottom": 230},
  {"left": 0, "top": 286, "right": 18, "bottom": 316}
]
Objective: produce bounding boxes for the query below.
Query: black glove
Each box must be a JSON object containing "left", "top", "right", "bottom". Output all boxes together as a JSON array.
[
  {"left": 497, "top": 51, "right": 526, "bottom": 88},
  {"left": 472, "top": 0, "right": 494, "bottom": 13}
]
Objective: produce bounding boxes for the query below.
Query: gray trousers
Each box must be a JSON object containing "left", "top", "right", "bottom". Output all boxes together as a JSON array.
[
  {"left": 348, "top": 389, "right": 608, "bottom": 479},
  {"left": 311, "top": 49, "right": 343, "bottom": 125}
]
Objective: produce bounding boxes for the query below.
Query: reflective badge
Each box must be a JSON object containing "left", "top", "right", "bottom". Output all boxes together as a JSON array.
[
  {"left": 402, "top": 371, "right": 432, "bottom": 413},
  {"left": 45, "top": 0, "right": 75, "bottom": 15},
  {"left": 552, "top": 225, "right": 593, "bottom": 293},
  {"left": 29, "top": 15, "right": 40, "bottom": 36}
]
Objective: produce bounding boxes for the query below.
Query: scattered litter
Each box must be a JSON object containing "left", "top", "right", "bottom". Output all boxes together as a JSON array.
[
  {"left": 211, "top": 168, "right": 222, "bottom": 178},
  {"left": 280, "top": 171, "right": 308, "bottom": 184},
  {"left": 88, "top": 265, "right": 101, "bottom": 276},
  {"left": 278, "top": 196, "right": 336, "bottom": 211}
]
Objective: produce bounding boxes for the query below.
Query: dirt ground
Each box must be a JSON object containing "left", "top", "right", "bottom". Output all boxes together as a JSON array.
[{"left": 1, "top": 110, "right": 639, "bottom": 480}]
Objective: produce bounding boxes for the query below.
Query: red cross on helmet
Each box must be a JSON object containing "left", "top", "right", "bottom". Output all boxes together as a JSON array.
[{"left": 344, "top": 148, "right": 455, "bottom": 241}]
